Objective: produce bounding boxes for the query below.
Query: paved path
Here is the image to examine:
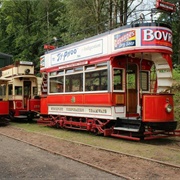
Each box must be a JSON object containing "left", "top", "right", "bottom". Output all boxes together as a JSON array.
[{"left": 0, "top": 135, "right": 121, "bottom": 179}]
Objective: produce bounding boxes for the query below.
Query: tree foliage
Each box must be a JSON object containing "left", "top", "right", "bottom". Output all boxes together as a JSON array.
[
  {"left": 0, "top": 0, "right": 65, "bottom": 71},
  {"left": 157, "top": 0, "right": 180, "bottom": 65},
  {"left": 1, "top": 0, "right": 179, "bottom": 73}
]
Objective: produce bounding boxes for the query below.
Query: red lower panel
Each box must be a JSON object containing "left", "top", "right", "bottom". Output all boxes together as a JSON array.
[
  {"left": 47, "top": 93, "right": 112, "bottom": 105},
  {"left": 0, "top": 101, "right": 9, "bottom": 114},
  {"left": 29, "top": 99, "right": 40, "bottom": 112},
  {"left": 142, "top": 94, "right": 174, "bottom": 122},
  {"left": 40, "top": 97, "right": 48, "bottom": 114},
  {"left": 84, "top": 93, "right": 111, "bottom": 105},
  {"left": 14, "top": 100, "right": 23, "bottom": 109}
]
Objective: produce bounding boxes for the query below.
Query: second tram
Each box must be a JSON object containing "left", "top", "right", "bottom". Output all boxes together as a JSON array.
[
  {"left": 0, "top": 61, "right": 41, "bottom": 121},
  {"left": 0, "top": 77, "right": 10, "bottom": 125}
]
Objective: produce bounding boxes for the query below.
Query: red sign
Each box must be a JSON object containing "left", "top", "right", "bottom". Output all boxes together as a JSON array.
[
  {"left": 156, "top": 0, "right": 176, "bottom": 12},
  {"left": 141, "top": 28, "right": 172, "bottom": 48},
  {"left": 44, "top": 44, "right": 56, "bottom": 50}
]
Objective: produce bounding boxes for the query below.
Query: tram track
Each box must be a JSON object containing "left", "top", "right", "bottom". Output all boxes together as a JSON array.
[
  {"left": 0, "top": 126, "right": 180, "bottom": 179},
  {"left": 28, "top": 130, "right": 180, "bottom": 169}
]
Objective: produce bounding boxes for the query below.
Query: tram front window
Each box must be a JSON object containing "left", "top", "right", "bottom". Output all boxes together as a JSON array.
[
  {"left": 15, "top": 86, "right": 22, "bottom": 95},
  {"left": 0, "top": 85, "right": 6, "bottom": 99},
  {"left": 24, "top": 81, "right": 31, "bottom": 96},
  {"left": 113, "top": 69, "right": 123, "bottom": 90},
  {"left": 8, "top": 84, "right": 13, "bottom": 95},
  {"left": 140, "top": 71, "right": 149, "bottom": 91}
]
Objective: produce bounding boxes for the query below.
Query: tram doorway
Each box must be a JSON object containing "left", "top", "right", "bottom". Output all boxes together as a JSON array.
[
  {"left": 126, "top": 64, "right": 138, "bottom": 115},
  {"left": 23, "top": 81, "right": 31, "bottom": 108}
]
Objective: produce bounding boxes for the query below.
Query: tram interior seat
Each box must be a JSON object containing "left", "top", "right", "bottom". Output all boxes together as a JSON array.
[
  {"left": 114, "top": 84, "right": 122, "bottom": 90},
  {"left": 34, "top": 95, "right": 40, "bottom": 99}
]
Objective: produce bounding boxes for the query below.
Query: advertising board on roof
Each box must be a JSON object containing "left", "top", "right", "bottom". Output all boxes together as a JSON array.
[
  {"left": 51, "top": 39, "right": 105, "bottom": 66},
  {"left": 40, "top": 24, "right": 173, "bottom": 71}
]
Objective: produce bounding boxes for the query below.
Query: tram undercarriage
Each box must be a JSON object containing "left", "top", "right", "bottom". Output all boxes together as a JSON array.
[
  {"left": 37, "top": 115, "right": 180, "bottom": 141},
  {"left": 0, "top": 116, "right": 10, "bottom": 126}
]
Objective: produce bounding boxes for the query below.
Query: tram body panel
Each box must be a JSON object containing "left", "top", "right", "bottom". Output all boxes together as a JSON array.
[
  {"left": 142, "top": 94, "right": 174, "bottom": 122},
  {"left": 0, "top": 61, "right": 41, "bottom": 120},
  {"left": 41, "top": 93, "right": 126, "bottom": 119},
  {"left": 0, "top": 101, "right": 9, "bottom": 115},
  {"left": 47, "top": 105, "right": 125, "bottom": 120},
  {"left": 46, "top": 93, "right": 112, "bottom": 105},
  {"left": 40, "top": 97, "right": 48, "bottom": 115}
]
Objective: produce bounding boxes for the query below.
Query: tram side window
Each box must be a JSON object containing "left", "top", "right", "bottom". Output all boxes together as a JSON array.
[
  {"left": 65, "top": 73, "right": 83, "bottom": 92},
  {"left": 85, "top": 69, "right": 107, "bottom": 91},
  {"left": 113, "top": 69, "right": 123, "bottom": 90},
  {"left": 15, "top": 86, "right": 22, "bottom": 95},
  {"left": 8, "top": 84, "right": 13, "bottom": 95},
  {"left": 49, "top": 76, "right": 64, "bottom": 93}
]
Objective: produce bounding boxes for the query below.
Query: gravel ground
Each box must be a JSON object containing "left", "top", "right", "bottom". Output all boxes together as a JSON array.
[
  {"left": 0, "top": 135, "right": 121, "bottom": 180},
  {"left": 0, "top": 126, "right": 180, "bottom": 180}
]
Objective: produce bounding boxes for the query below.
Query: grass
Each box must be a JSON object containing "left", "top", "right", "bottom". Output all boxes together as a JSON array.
[{"left": 173, "top": 69, "right": 180, "bottom": 128}]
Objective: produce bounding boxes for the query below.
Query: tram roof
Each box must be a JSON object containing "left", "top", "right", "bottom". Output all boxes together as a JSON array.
[
  {"left": 0, "top": 77, "right": 11, "bottom": 83},
  {"left": 45, "top": 22, "right": 171, "bottom": 55},
  {"left": 12, "top": 75, "right": 37, "bottom": 79},
  {"left": 0, "top": 52, "right": 13, "bottom": 58},
  {"left": 0, "top": 52, "right": 13, "bottom": 68}
]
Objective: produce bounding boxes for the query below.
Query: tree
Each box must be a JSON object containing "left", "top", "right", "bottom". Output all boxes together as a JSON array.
[
  {"left": 157, "top": 0, "right": 180, "bottom": 65},
  {"left": 61, "top": 0, "right": 144, "bottom": 44},
  {"left": 0, "top": 0, "right": 146, "bottom": 72},
  {"left": 108, "top": 0, "right": 143, "bottom": 29},
  {"left": 171, "top": 1, "right": 180, "bottom": 64},
  {"left": 0, "top": 0, "right": 66, "bottom": 73}
]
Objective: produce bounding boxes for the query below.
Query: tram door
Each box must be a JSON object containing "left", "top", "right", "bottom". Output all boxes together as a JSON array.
[
  {"left": 126, "top": 64, "right": 138, "bottom": 114},
  {"left": 23, "top": 81, "right": 31, "bottom": 108}
]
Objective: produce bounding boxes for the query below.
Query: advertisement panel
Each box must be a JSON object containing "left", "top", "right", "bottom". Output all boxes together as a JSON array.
[{"left": 141, "top": 28, "right": 172, "bottom": 48}]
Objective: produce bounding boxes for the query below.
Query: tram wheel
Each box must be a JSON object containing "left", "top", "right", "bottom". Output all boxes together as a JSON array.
[
  {"left": 93, "top": 128, "right": 99, "bottom": 136},
  {"left": 56, "top": 122, "right": 60, "bottom": 129}
]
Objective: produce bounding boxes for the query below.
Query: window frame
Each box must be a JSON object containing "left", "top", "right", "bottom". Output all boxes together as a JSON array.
[
  {"left": 113, "top": 68, "right": 124, "bottom": 92},
  {"left": 48, "top": 62, "right": 109, "bottom": 94}
]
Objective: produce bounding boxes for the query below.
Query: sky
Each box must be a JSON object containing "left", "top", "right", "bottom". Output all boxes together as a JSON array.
[{"left": 129, "top": 0, "right": 159, "bottom": 23}]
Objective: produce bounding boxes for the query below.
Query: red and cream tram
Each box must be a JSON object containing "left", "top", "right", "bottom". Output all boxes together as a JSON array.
[
  {"left": 38, "top": 22, "right": 179, "bottom": 140},
  {"left": 0, "top": 61, "right": 41, "bottom": 121},
  {"left": 0, "top": 77, "right": 10, "bottom": 125}
]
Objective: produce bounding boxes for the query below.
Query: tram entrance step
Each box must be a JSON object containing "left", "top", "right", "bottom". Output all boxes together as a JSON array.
[
  {"left": 14, "top": 115, "right": 27, "bottom": 119},
  {"left": 113, "top": 127, "right": 139, "bottom": 132},
  {"left": 114, "top": 119, "right": 142, "bottom": 132}
]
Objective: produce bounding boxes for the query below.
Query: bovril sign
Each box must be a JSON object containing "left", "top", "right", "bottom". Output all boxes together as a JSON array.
[{"left": 141, "top": 28, "right": 172, "bottom": 48}]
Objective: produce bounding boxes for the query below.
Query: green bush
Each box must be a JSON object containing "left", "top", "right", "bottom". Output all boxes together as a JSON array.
[{"left": 172, "top": 68, "right": 180, "bottom": 128}]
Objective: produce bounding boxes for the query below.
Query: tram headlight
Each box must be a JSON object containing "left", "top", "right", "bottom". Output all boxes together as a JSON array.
[{"left": 165, "top": 103, "right": 173, "bottom": 113}]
